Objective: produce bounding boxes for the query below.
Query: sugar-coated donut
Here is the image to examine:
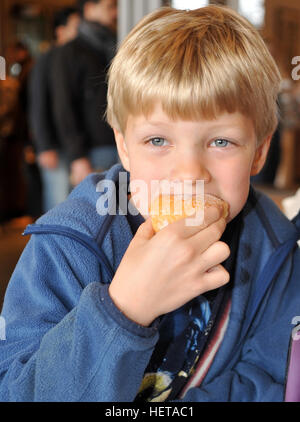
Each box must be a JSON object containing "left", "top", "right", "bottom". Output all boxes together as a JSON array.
[{"left": 150, "top": 193, "right": 228, "bottom": 233}]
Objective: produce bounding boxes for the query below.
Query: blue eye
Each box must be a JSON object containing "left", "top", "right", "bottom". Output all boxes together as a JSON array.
[
  {"left": 211, "top": 139, "right": 230, "bottom": 148},
  {"left": 149, "top": 137, "right": 167, "bottom": 147}
]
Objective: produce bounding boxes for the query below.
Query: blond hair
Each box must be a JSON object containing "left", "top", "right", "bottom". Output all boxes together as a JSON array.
[{"left": 106, "top": 6, "right": 281, "bottom": 143}]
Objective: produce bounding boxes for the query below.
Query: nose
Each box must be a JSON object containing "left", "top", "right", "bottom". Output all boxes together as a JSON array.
[{"left": 170, "top": 152, "right": 211, "bottom": 185}]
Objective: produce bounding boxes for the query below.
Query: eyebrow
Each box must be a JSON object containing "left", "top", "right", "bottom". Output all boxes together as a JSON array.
[
  {"left": 133, "top": 120, "right": 171, "bottom": 129},
  {"left": 134, "top": 121, "right": 246, "bottom": 133},
  {"left": 131, "top": 115, "right": 254, "bottom": 139},
  {"left": 131, "top": 122, "right": 172, "bottom": 137}
]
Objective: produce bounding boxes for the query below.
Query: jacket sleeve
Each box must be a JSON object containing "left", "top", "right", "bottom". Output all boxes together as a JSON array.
[
  {"left": 28, "top": 52, "right": 57, "bottom": 154},
  {"left": 50, "top": 45, "right": 89, "bottom": 163},
  {"left": 0, "top": 234, "right": 159, "bottom": 402}
]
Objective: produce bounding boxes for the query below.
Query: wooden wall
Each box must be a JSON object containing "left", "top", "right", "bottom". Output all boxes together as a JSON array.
[
  {"left": 264, "top": 0, "right": 300, "bottom": 79},
  {"left": 264, "top": 0, "right": 300, "bottom": 187}
]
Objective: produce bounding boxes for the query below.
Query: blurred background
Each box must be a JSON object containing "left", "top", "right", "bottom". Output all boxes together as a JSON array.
[{"left": 0, "top": 0, "right": 299, "bottom": 308}]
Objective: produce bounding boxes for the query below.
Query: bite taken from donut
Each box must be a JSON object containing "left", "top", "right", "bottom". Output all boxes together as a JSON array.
[{"left": 149, "top": 193, "right": 229, "bottom": 233}]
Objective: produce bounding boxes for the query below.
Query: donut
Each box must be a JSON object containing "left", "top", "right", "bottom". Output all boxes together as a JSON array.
[{"left": 149, "top": 193, "right": 228, "bottom": 233}]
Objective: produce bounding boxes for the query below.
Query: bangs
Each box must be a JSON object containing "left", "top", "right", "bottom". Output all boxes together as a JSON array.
[{"left": 119, "top": 45, "right": 254, "bottom": 125}]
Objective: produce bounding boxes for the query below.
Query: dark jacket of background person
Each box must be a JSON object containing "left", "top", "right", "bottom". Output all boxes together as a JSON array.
[
  {"left": 28, "top": 48, "right": 60, "bottom": 155},
  {"left": 28, "top": 7, "right": 80, "bottom": 159},
  {"left": 50, "top": 20, "right": 116, "bottom": 164}
]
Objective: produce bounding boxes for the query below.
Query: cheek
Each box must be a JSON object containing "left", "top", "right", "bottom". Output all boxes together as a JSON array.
[
  {"left": 227, "top": 179, "right": 250, "bottom": 220},
  {"left": 215, "top": 159, "right": 253, "bottom": 221},
  {"left": 128, "top": 166, "right": 157, "bottom": 217},
  {"left": 128, "top": 148, "right": 166, "bottom": 183},
  {"left": 128, "top": 162, "right": 173, "bottom": 218}
]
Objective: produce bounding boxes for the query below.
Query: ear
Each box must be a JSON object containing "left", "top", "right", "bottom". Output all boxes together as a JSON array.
[
  {"left": 113, "top": 128, "right": 130, "bottom": 171},
  {"left": 250, "top": 134, "right": 273, "bottom": 176}
]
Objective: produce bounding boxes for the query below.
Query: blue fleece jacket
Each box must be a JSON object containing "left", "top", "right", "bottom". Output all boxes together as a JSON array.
[{"left": 0, "top": 164, "right": 299, "bottom": 402}]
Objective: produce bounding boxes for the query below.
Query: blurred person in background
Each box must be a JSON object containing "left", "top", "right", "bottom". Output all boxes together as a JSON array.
[
  {"left": 28, "top": 7, "right": 80, "bottom": 213},
  {"left": 51, "top": 0, "right": 118, "bottom": 188}
]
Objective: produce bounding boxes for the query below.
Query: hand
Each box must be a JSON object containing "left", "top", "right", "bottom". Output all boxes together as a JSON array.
[
  {"left": 70, "top": 158, "right": 93, "bottom": 186},
  {"left": 108, "top": 206, "right": 230, "bottom": 327},
  {"left": 38, "top": 150, "right": 59, "bottom": 169}
]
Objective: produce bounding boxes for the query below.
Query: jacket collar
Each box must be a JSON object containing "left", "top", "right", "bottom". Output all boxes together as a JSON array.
[{"left": 78, "top": 19, "right": 117, "bottom": 62}]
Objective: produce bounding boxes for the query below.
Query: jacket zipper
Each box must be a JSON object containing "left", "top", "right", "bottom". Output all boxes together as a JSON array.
[{"left": 23, "top": 224, "right": 115, "bottom": 281}]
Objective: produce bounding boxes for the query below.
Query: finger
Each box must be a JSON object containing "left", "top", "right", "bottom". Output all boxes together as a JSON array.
[
  {"left": 199, "top": 264, "right": 230, "bottom": 292},
  {"left": 134, "top": 218, "right": 155, "bottom": 242},
  {"left": 189, "top": 217, "right": 227, "bottom": 250},
  {"left": 194, "top": 241, "right": 231, "bottom": 272}
]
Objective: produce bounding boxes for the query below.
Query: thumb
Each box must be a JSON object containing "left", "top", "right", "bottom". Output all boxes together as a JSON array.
[{"left": 135, "top": 217, "right": 155, "bottom": 241}]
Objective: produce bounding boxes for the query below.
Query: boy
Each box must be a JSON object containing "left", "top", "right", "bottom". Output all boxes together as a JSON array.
[{"left": 0, "top": 6, "right": 300, "bottom": 402}]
